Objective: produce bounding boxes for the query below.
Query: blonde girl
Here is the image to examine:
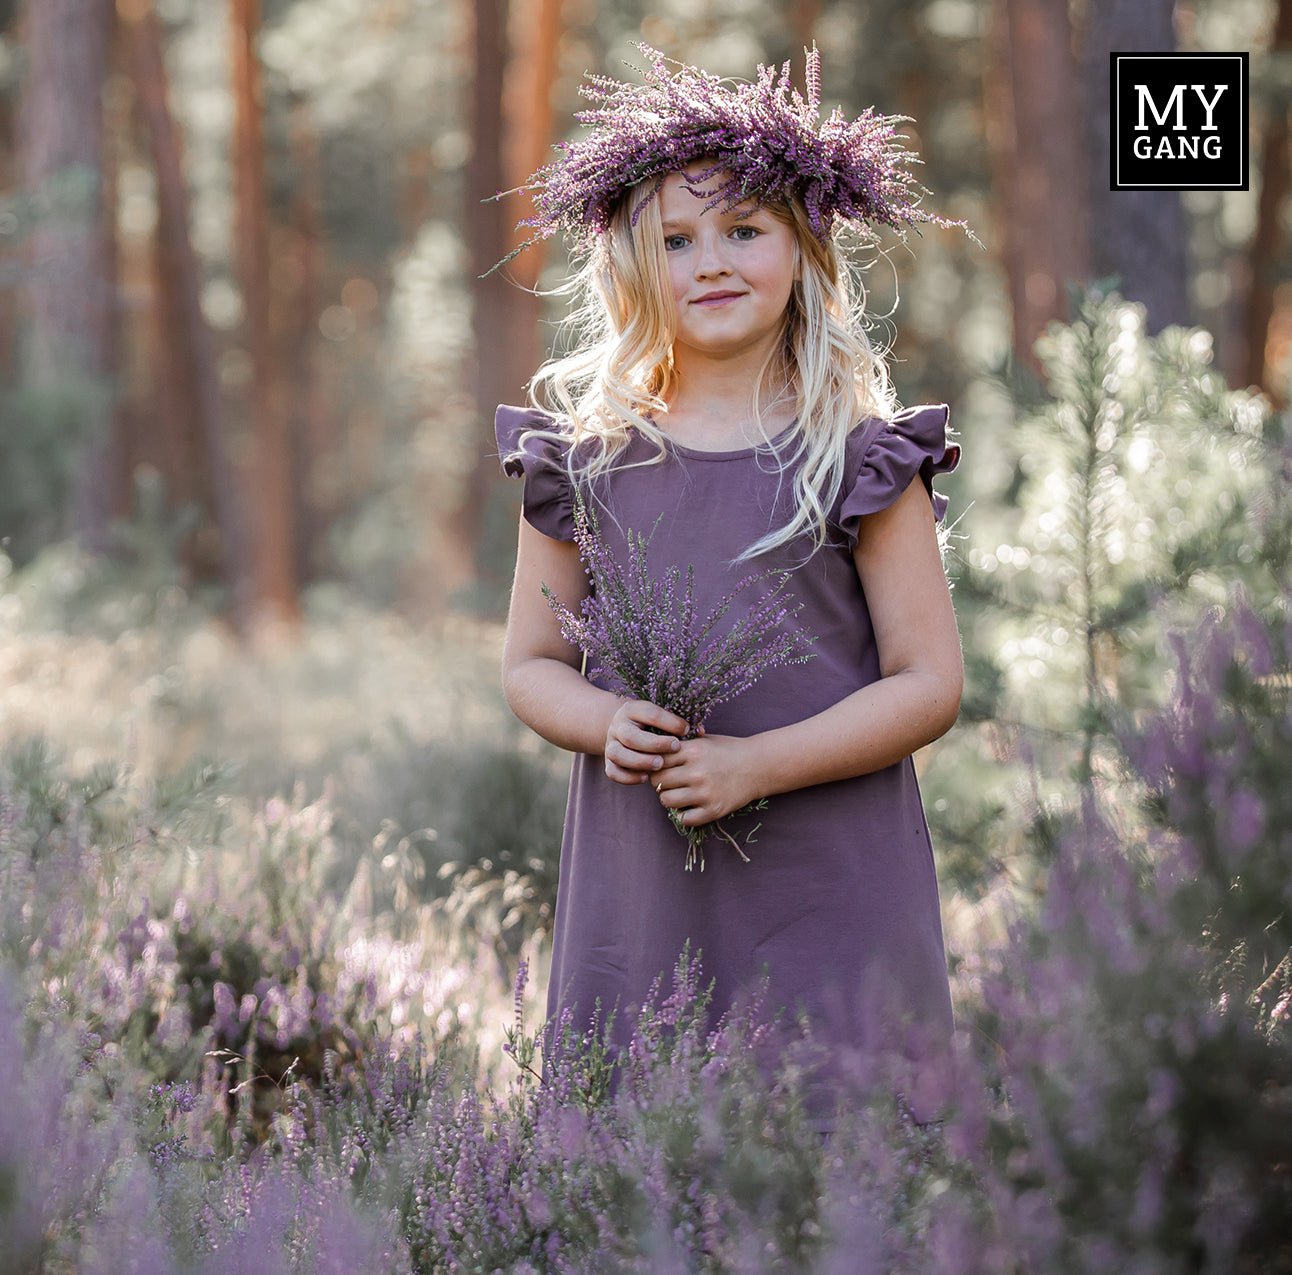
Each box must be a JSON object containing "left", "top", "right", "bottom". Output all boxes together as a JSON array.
[{"left": 496, "top": 47, "right": 972, "bottom": 1105}]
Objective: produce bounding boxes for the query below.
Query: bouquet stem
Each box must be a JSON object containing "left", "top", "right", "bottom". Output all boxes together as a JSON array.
[{"left": 670, "top": 802, "right": 764, "bottom": 871}]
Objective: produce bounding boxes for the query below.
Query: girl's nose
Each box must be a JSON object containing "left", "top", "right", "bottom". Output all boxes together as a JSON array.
[{"left": 694, "top": 229, "right": 730, "bottom": 278}]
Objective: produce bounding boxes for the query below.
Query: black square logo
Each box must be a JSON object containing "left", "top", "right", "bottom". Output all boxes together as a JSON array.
[{"left": 1111, "top": 52, "right": 1248, "bottom": 190}]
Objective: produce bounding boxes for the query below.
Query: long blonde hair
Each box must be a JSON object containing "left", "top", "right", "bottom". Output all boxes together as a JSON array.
[{"left": 524, "top": 179, "right": 898, "bottom": 560}]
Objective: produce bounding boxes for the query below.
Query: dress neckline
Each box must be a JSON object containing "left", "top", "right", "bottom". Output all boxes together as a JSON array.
[{"left": 653, "top": 418, "right": 800, "bottom": 460}]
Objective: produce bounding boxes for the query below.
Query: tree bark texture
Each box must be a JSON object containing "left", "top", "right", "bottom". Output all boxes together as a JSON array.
[
  {"left": 287, "top": 94, "right": 330, "bottom": 588},
  {"left": 1243, "top": 0, "right": 1292, "bottom": 394},
  {"left": 986, "top": 0, "right": 1091, "bottom": 373},
  {"left": 93, "top": 19, "right": 128, "bottom": 530},
  {"left": 0, "top": 31, "right": 16, "bottom": 383},
  {"left": 1080, "top": 0, "right": 1189, "bottom": 334},
  {"left": 477, "top": 0, "right": 565, "bottom": 581},
  {"left": 232, "top": 0, "right": 299, "bottom": 626},
  {"left": 124, "top": 0, "right": 251, "bottom": 622},
  {"left": 456, "top": 0, "right": 516, "bottom": 591},
  {"left": 504, "top": 0, "right": 561, "bottom": 288},
  {"left": 17, "top": 0, "right": 116, "bottom": 550}
]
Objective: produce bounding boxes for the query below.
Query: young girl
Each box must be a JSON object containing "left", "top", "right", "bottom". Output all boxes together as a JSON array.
[{"left": 496, "top": 48, "right": 969, "bottom": 1089}]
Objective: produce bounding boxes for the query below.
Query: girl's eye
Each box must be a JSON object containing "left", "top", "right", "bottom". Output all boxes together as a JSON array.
[
  {"left": 731, "top": 224, "right": 761, "bottom": 241},
  {"left": 664, "top": 234, "right": 689, "bottom": 251}
]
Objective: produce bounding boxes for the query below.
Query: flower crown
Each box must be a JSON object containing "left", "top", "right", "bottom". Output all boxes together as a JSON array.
[{"left": 508, "top": 44, "right": 972, "bottom": 259}]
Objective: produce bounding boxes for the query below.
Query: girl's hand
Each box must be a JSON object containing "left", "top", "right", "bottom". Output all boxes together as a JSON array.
[
  {"left": 604, "top": 700, "right": 688, "bottom": 785},
  {"left": 653, "top": 731, "right": 759, "bottom": 826}
]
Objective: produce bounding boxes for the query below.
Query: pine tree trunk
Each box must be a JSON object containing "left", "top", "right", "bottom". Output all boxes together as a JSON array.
[
  {"left": 454, "top": 0, "right": 514, "bottom": 594},
  {"left": 1080, "top": 0, "right": 1188, "bottom": 334},
  {"left": 503, "top": 0, "right": 562, "bottom": 290},
  {"left": 447, "top": 0, "right": 568, "bottom": 601},
  {"left": 493, "top": 0, "right": 563, "bottom": 535},
  {"left": 287, "top": 94, "right": 329, "bottom": 589},
  {"left": 1243, "top": 0, "right": 1292, "bottom": 393},
  {"left": 986, "top": 0, "right": 1090, "bottom": 372},
  {"left": 124, "top": 0, "right": 252, "bottom": 626},
  {"left": 128, "top": 3, "right": 214, "bottom": 563},
  {"left": 232, "top": 0, "right": 298, "bottom": 627},
  {"left": 17, "top": 0, "right": 116, "bottom": 551},
  {"left": 0, "top": 19, "right": 17, "bottom": 383},
  {"left": 95, "top": 15, "right": 130, "bottom": 530}
]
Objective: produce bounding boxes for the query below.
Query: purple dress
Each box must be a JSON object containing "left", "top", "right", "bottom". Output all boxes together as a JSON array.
[{"left": 496, "top": 404, "right": 960, "bottom": 1068}]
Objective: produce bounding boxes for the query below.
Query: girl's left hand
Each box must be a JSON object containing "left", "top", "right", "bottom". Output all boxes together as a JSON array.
[{"left": 652, "top": 731, "right": 760, "bottom": 827}]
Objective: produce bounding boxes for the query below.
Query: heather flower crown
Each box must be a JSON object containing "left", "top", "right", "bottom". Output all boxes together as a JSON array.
[{"left": 512, "top": 44, "right": 970, "bottom": 253}]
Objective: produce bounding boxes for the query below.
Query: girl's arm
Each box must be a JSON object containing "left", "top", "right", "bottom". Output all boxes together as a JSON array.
[
  {"left": 502, "top": 515, "right": 687, "bottom": 780},
  {"left": 654, "top": 475, "right": 963, "bottom": 824}
]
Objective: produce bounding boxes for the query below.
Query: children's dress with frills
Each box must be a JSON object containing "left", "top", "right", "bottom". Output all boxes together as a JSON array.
[{"left": 496, "top": 403, "right": 959, "bottom": 1068}]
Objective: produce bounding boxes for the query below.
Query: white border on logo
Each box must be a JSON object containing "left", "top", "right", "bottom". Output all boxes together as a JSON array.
[{"left": 1113, "top": 52, "right": 1247, "bottom": 190}]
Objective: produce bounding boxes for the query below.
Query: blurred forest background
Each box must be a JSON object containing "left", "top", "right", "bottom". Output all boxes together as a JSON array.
[
  {"left": 1, "top": 0, "right": 1290, "bottom": 907},
  {"left": 3, "top": 2, "right": 1292, "bottom": 1267},
  {"left": 0, "top": 0, "right": 1283, "bottom": 619}
]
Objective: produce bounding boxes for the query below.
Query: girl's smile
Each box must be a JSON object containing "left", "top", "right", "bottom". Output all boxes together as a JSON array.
[{"left": 692, "top": 289, "right": 745, "bottom": 306}]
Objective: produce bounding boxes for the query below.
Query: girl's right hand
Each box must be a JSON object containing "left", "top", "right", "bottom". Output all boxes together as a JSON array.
[{"left": 604, "top": 700, "right": 688, "bottom": 785}]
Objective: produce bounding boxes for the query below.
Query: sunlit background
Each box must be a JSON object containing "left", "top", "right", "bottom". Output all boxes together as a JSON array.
[{"left": 1, "top": 1, "right": 1290, "bottom": 1269}]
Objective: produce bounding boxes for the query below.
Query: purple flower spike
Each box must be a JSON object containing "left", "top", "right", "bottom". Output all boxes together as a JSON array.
[{"left": 504, "top": 44, "right": 974, "bottom": 262}]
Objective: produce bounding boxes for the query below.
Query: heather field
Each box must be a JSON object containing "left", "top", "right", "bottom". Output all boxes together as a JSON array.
[
  {"left": 5, "top": 0, "right": 1291, "bottom": 1264},
  {"left": 3, "top": 298, "right": 1292, "bottom": 1272}
]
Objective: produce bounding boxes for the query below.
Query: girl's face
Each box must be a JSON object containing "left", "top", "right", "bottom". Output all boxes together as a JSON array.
[{"left": 657, "top": 165, "right": 798, "bottom": 367}]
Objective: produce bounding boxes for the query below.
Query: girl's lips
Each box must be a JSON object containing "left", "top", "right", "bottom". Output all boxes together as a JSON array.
[{"left": 692, "top": 290, "right": 744, "bottom": 306}]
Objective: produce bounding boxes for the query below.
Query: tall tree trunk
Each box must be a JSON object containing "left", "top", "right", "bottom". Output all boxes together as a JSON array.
[
  {"left": 454, "top": 0, "right": 514, "bottom": 594},
  {"left": 96, "top": 15, "right": 130, "bottom": 529},
  {"left": 232, "top": 0, "right": 298, "bottom": 627},
  {"left": 1243, "top": 0, "right": 1292, "bottom": 394},
  {"left": 503, "top": 0, "right": 561, "bottom": 291},
  {"left": 0, "top": 22, "right": 17, "bottom": 383},
  {"left": 1080, "top": 0, "right": 1188, "bottom": 334},
  {"left": 496, "top": 0, "right": 562, "bottom": 490},
  {"left": 986, "top": 0, "right": 1090, "bottom": 372},
  {"left": 448, "top": 0, "right": 567, "bottom": 601},
  {"left": 127, "top": 5, "right": 213, "bottom": 568},
  {"left": 17, "top": 0, "right": 116, "bottom": 551},
  {"left": 146, "top": 173, "right": 210, "bottom": 538},
  {"left": 123, "top": 0, "right": 252, "bottom": 626},
  {"left": 287, "top": 93, "right": 329, "bottom": 588}
]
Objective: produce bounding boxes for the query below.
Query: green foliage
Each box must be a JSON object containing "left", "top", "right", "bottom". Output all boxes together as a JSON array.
[
  {"left": 958, "top": 599, "right": 1292, "bottom": 1272},
  {"left": 314, "top": 728, "right": 566, "bottom": 937},
  {"left": 927, "top": 285, "right": 1283, "bottom": 895},
  {"left": 995, "top": 284, "right": 1270, "bottom": 725},
  {"left": 1, "top": 734, "right": 120, "bottom": 856},
  {"left": 426, "top": 741, "right": 566, "bottom": 893},
  {"left": 0, "top": 376, "right": 108, "bottom": 563},
  {"left": 0, "top": 721, "right": 552, "bottom": 1152}
]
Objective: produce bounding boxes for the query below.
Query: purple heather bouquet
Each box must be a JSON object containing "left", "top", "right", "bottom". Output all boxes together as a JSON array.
[{"left": 543, "top": 496, "right": 815, "bottom": 871}]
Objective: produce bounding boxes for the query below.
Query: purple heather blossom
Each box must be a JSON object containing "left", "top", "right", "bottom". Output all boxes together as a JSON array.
[
  {"left": 511, "top": 44, "right": 974, "bottom": 257},
  {"left": 543, "top": 496, "right": 814, "bottom": 868}
]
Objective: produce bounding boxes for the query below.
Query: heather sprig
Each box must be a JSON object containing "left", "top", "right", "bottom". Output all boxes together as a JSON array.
[
  {"left": 543, "top": 495, "right": 815, "bottom": 869},
  {"left": 509, "top": 44, "right": 975, "bottom": 258}
]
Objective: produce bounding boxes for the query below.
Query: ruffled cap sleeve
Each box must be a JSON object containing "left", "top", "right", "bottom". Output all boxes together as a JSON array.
[
  {"left": 495, "top": 404, "right": 576, "bottom": 542},
  {"left": 839, "top": 404, "right": 960, "bottom": 544}
]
